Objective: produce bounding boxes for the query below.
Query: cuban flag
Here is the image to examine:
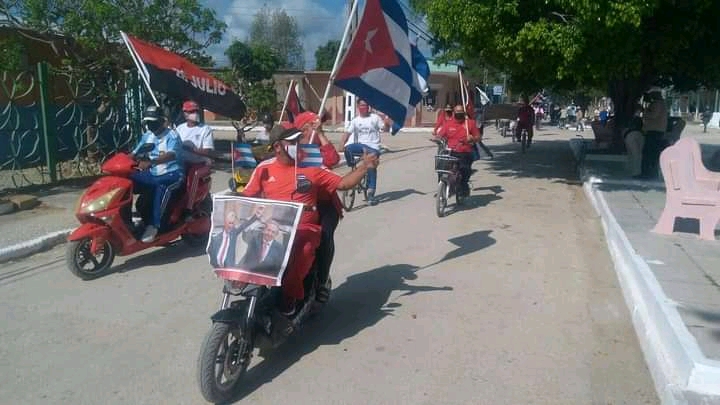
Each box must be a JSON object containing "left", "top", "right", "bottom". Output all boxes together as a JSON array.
[
  {"left": 334, "top": 0, "right": 430, "bottom": 135},
  {"left": 297, "top": 144, "right": 323, "bottom": 168},
  {"left": 233, "top": 143, "right": 257, "bottom": 169}
]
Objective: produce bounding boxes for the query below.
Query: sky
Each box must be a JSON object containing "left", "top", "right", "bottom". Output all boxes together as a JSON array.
[{"left": 200, "top": 0, "right": 434, "bottom": 70}]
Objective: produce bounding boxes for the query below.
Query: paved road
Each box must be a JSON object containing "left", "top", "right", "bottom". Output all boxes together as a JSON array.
[{"left": 0, "top": 129, "right": 658, "bottom": 404}]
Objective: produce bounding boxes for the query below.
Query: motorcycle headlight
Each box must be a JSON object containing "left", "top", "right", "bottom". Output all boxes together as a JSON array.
[{"left": 79, "top": 188, "right": 122, "bottom": 214}]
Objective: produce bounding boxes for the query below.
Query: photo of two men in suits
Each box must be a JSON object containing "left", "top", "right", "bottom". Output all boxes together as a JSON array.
[{"left": 207, "top": 198, "right": 302, "bottom": 281}]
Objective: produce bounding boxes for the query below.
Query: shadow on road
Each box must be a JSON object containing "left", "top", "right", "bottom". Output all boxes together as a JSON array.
[
  {"left": 110, "top": 241, "right": 207, "bottom": 274},
  {"left": 376, "top": 188, "right": 427, "bottom": 204},
  {"left": 226, "top": 263, "right": 453, "bottom": 403},
  {"left": 224, "top": 229, "right": 495, "bottom": 402},
  {"left": 484, "top": 139, "right": 578, "bottom": 184}
]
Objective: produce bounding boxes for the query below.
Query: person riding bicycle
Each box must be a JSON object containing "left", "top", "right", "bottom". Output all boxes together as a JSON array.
[
  {"left": 340, "top": 99, "right": 390, "bottom": 206},
  {"left": 292, "top": 111, "right": 343, "bottom": 301},
  {"left": 242, "top": 127, "right": 378, "bottom": 317},
  {"left": 515, "top": 96, "right": 535, "bottom": 147},
  {"left": 435, "top": 104, "right": 480, "bottom": 197}
]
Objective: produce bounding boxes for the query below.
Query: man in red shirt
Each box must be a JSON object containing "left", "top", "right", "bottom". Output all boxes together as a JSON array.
[
  {"left": 435, "top": 104, "right": 481, "bottom": 197},
  {"left": 242, "top": 127, "right": 377, "bottom": 316},
  {"left": 292, "top": 112, "right": 343, "bottom": 301},
  {"left": 515, "top": 96, "right": 535, "bottom": 146}
]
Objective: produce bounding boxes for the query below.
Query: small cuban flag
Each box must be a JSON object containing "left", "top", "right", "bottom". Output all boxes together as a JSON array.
[
  {"left": 232, "top": 143, "right": 257, "bottom": 169},
  {"left": 297, "top": 144, "right": 323, "bottom": 168}
]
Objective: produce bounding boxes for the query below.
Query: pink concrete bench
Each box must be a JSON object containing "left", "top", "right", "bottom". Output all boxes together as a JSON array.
[{"left": 653, "top": 138, "right": 720, "bottom": 240}]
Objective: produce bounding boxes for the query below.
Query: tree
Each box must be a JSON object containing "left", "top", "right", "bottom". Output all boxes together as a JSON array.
[
  {"left": 315, "top": 40, "right": 340, "bottom": 71},
  {"left": 249, "top": 7, "right": 304, "bottom": 70},
  {"left": 0, "top": 0, "right": 226, "bottom": 69},
  {"left": 224, "top": 40, "right": 281, "bottom": 116},
  {"left": 411, "top": 0, "right": 720, "bottom": 135}
]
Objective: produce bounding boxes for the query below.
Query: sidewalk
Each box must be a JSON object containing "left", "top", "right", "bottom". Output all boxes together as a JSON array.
[
  {"left": 576, "top": 124, "right": 720, "bottom": 404},
  {"left": 0, "top": 129, "right": 435, "bottom": 263}
]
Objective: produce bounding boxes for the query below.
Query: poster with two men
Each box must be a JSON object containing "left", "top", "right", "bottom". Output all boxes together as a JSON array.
[{"left": 207, "top": 194, "right": 303, "bottom": 286}]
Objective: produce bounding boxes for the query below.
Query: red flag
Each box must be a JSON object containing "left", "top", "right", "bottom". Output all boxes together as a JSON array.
[
  {"left": 286, "top": 82, "right": 305, "bottom": 123},
  {"left": 124, "top": 33, "right": 246, "bottom": 120}
]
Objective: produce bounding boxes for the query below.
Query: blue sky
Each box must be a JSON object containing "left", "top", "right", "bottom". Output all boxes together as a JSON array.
[{"left": 200, "top": 0, "right": 433, "bottom": 69}]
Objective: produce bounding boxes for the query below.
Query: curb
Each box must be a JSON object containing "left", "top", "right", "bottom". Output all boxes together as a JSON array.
[
  {"left": 582, "top": 176, "right": 720, "bottom": 404},
  {"left": 0, "top": 228, "right": 73, "bottom": 264}
]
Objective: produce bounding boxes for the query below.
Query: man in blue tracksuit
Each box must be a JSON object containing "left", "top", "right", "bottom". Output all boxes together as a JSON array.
[{"left": 131, "top": 105, "right": 184, "bottom": 242}]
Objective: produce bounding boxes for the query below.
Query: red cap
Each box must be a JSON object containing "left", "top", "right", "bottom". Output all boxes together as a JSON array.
[
  {"left": 182, "top": 100, "right": 199, "bottom": 112},
  {"left": 293, "top": 112, "right": 318, "bottom": 130}
]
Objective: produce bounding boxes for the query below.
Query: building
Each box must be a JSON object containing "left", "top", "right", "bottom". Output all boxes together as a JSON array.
[{"left": 206, "top": 59, "right": 466, "bottom": 128}]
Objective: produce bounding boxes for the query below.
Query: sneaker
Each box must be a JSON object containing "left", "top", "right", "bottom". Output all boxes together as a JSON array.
[{"left": 141, "top": 225, "right": 157, "bottom": 243}]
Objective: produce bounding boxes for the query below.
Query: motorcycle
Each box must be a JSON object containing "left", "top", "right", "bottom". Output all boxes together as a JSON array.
[
  {"left": 196, "top": 238, "right": 331, "bottom": 404},
  {"left": 65, "top": 144, "right": 213, "bottom": 280}
]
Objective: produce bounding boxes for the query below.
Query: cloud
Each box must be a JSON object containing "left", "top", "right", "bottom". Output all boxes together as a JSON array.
[{"left": 202, "top": 0, "right": 346, "bottom": 69}]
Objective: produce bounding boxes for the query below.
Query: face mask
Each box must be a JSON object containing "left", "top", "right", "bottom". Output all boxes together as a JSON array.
[
  {"left": 454, "top": 112, "right": 465, "bottom": 120},
  {"left": 285, "top": 144, "right": 298, "bottom": 160},
  {"left": 146, "top": 121, "right": 162, "bottom": 133},
  {"left": 184, "top": 112, "right": 199, "bottom": 122}
]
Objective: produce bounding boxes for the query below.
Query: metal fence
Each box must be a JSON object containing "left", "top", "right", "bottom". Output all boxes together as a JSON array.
[{"left": 0, "top": 62, "right": 145, "bottom": 192}]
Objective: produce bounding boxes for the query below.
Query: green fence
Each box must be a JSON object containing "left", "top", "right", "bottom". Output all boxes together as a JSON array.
[{"left": 0, "top": 62, "right": 146, "bottom": 192}]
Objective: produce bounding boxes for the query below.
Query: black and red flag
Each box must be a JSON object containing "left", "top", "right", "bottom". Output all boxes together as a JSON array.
[
  {"left": 122, "top": 32, "right": 246, "bottom": 120},
  {"left": 286, "top": 81, "right": 305, "bottom": 124}
]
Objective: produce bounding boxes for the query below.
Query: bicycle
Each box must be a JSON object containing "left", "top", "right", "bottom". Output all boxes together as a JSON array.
[
  {"left": 514, "top": 125, "right": 529, "bottom": 154},
  {"left": 341, "top": 152, "right": 369, "bottom": 211},
  {"left": 431, "top": 139, "right": 466, "bottom": 217}
]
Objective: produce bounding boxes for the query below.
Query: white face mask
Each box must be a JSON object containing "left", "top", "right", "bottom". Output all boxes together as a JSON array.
[
  {"left": 185, "top": 112, "right": 199, "bottom": 122},
  {"left": 285, "top": 144, "right": 298, "bottom": 161}
]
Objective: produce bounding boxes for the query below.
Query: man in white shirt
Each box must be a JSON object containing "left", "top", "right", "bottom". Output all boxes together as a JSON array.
[
  {"left": 175, "top": 100, "right": 215, "bottom": 213},
  {"left": 340, "top": 99, "right": 390, "bottom": 206}
]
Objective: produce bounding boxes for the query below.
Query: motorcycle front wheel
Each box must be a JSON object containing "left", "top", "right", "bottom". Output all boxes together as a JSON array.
[
  {"left": 197, "top": 322, "right": 252, "bottom": 404},
  {"left": 65, "top": 238, "right": 115, "bottom": 280}
]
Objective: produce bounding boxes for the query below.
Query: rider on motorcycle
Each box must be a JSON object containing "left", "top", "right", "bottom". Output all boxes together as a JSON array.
[
  {"left": 292, "top": 112, "right": 343, "bottom": 302},
  {"left": 131, "top": 105, "right": 184, "bottom": 242},
  {"left": 242, "top": 126, "right": 378, "bottom": 316},
  {"left": 175, "top": 100, "right": 215, "bottom": 217}
]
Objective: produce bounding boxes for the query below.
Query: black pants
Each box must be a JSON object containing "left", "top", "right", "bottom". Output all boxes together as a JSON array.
[
  {"left": 640, "top": 131, "right": 665, "bottom": 178},
  {"left": 450, "top": 151, "right": 473, "bottom": 194},
  {"left": 316, "top": 201, "right": 340, "bottom": 285}
]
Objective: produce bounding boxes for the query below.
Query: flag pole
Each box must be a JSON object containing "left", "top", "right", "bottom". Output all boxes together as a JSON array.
[
  {"left": 120, "top": 31, "right": 160, "bottom": 107},
  {"left": 278, "top": 79, "right": 294, "bottom": 124},
  {"left": 303, "top": 76, "right": 323, "bottom": 103},
  {"left": 315, "top": 0, "right": 360, "bottom": 137},
  {"left": 458, "top": 67, "right": 472, "bottom": 141},
  {"left": 230, "top": 142, "right": 235, "bottom": 176}
]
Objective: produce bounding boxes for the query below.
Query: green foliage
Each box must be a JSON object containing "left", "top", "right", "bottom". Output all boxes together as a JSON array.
[
  {"left": 244, "top": 81, "right": 278, "bottom": 115},
  {"left": 314, "top": 40, "right": 340, "bottom": 71},
  {"left": 0, "top": 37, "right": 26, "bottom": 72},
  {"left": 224, "top": 40, "right": 280, "bottom": 115},
  {"left": 411, "top": 0, "right": 720, "bottom": 118},
  {"left": 225, "top": 41, "right": 281, "bottom": 83},
  {"left": 249, "top": 7, "right": 305, "bottom": 70},
  {"left": 2, "top": 0, "right": 226, "bottom": 69}
]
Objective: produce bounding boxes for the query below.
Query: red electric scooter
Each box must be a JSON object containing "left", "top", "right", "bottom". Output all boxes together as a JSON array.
[{"left": 66, "top": 144, "right": 212, "bottom": 280}]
